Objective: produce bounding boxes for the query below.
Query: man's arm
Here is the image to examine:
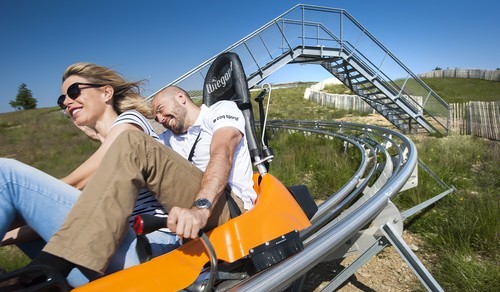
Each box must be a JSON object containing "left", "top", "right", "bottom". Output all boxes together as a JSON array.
[{"left": 167, "top": 126, "right": 243, "bottom": 239}]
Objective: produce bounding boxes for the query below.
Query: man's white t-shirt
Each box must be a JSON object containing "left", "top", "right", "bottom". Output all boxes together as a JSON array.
[{"left": 159, "top": 101, "right": 257, "bottom": 210}]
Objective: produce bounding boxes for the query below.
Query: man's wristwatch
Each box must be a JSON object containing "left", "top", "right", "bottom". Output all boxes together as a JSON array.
[{"left": 193, "top": 198, "right": 212, "bottom": 210}]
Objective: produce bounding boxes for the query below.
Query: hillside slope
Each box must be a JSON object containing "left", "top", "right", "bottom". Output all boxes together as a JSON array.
[{"left": 1, "top": 77, "right": 498, "bottom": 291}]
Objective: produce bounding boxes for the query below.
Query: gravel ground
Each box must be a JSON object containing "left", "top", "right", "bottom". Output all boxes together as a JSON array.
[{"left": 302, "top": 231, "right": 431, "bottom": 292}]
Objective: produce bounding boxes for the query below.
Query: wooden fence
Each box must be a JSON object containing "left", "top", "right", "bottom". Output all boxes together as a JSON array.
[
  {"left": 449, "top": 101, "right": 500, "bottom": 140},
  {"left": 305, "top": 91, "right": 376, "bottom": 113},
  {"left": 419, "top": 69, "right": 500, "bottom": 81},
  {"left": 306, "top": 90, "right": 499, "bottom": 140},
  {"left": 304, "top": 91, "right": 423, "bottom": 114}
]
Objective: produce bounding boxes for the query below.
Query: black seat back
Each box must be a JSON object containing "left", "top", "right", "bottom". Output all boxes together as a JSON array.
[
  {"left": 202, "top": 52, "right": 317, "bottom": 219},
  {"left": 202, "top": 52, "right": 263, "bottom": 171}
]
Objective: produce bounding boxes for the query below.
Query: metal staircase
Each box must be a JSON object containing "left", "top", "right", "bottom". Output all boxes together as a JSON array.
[
  {"left": 320, "top": 51, "right": 431, "bottom": 133},
  {"left": 154, "top": 4, "right": 450, "bottom": 135}
]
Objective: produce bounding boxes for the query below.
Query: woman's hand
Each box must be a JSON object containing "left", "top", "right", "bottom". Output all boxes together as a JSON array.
[{"left": 73, "top": 121, "right": 103, "bottom": 142}]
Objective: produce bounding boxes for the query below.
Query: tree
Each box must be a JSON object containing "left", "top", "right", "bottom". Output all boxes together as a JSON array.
[{"left": 10, "top": 83, "right": 37, "bottom": 110}]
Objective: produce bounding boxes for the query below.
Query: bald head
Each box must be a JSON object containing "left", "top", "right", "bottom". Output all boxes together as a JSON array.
[{"left": 152, "top": 85, "right": 200, "bottom": 134}]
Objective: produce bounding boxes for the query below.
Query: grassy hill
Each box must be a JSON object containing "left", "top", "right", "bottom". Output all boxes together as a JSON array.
[
  {"left": 0, "top": 107, "right": 99, "bottom": 178},
  {"left": 0, "top": 78, "right": 498, "bottom": 291},
  {"left": 323, "top": 77, "right": 500, "bottom": 104},
  {"left": 421, "top": 77, "right": 500, "bottom": 103}
]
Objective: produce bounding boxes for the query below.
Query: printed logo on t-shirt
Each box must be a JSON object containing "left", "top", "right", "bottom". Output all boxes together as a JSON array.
[{"left": 213, "top": 114, "right": 239, "bottom": 123}]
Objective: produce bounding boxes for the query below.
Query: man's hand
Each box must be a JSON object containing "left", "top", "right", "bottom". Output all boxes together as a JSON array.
[
  {"left": 167, "top": 207, "right": 210, "bottom": 239},
  {"left": 166, "top": 127, "right": 243, "bottom": 239}
]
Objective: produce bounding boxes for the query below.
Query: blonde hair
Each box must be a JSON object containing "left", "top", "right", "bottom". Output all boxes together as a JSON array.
[{"left": 62, "top": 63, "right": 153, "bottom": 119}]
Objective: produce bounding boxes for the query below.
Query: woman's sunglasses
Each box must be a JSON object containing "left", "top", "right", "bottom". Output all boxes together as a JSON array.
[{"left": 57, "top": 82, "right": 104, "bottom": 109}]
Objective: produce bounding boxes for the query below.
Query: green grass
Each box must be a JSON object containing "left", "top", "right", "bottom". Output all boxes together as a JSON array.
[
  {"left": 422, "top": 78, "right": 500, "bottom": 103},
  {"left": 0, "top": 107, "right": 99, "bottom": 177},
  {"left": 0, "top": 246, "right": 30, "bottom": 271},
  {"left": 322, "top": 83, "right": 353, "bottom": 95},
  {"left": 267, "top": 131, "right": 359, "bottom": 200},
  {"left": 396, "top": 77, "right": 500, "bottom": 104},
  {"left": 251, "top": 85, "right": 365, "bottom": 120},
  {"left": 0, "top": 78, "right": 498, "bottom": 290},
  {"left": 394, "top": 135, "right": 499, "bottom": 291}
]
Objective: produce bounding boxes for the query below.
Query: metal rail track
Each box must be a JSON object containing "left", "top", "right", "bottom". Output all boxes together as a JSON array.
[{"left": 227, "top": 120, "right": 444, "bottom": 291}]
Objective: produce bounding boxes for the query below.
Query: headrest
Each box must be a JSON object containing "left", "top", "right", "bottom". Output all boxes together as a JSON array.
[
  {"left": 203, "top": 52, "right": 250, "bottom": 107},
  {"left": 202, "top": 52, "right": 263, "bottom": 165}
]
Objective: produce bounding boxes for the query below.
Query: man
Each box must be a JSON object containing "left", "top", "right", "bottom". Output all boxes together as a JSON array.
[
  {"left": 15, "top": 85, "right": 257, "bottom": 282},
  {"left": 154, "top": 86, "right": 256, "bottom": 236}
]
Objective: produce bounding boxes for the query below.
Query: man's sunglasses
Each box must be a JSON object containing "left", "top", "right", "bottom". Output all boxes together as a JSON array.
[{"left": 57, "top": 82, "right": 104, "bottom": 109}]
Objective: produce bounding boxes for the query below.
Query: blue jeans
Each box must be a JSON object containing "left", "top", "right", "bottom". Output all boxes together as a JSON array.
[{"left": 0, "top": 158, "right": 179, "bottom": 287}]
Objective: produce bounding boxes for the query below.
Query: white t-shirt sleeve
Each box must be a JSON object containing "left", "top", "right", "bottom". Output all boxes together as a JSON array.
[{"left": 206, "top": 101, "right": 246, "bottom": 134}]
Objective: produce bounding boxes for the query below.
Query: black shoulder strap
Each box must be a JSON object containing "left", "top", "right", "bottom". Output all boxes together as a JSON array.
[
  {"left": 224, "top": 185, "right": 242, "bottom": 218},
  {"left": 187, "top": 131, "right": 202, "bottom": 162}
]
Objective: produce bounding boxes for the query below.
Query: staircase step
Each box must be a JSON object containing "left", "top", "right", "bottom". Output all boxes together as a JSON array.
[
  {"left": 349, "top": 73, "right": 364, "bottom": 80},
  {"left": 327, "top": 62, "right": 346, "bottom": 71}
]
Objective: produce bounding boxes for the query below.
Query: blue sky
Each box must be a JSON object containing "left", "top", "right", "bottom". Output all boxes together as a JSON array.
[{"left": 1, "top": 0, "right": 498, "bottom": 113}]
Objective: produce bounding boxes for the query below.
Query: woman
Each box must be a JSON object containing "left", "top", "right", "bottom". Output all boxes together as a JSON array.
[{"left": 0, "top": 63, "right": 178, "bottom": 287}]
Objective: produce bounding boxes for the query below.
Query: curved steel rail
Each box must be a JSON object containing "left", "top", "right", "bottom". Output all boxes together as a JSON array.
[{"left": 231, "top": 120, "right": 418, "bottom": 291}]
